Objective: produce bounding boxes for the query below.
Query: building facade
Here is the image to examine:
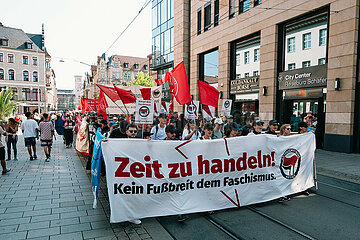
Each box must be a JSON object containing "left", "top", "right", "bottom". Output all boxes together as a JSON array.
[
  {"left": 168, "top": 0, "right": 360, "bottom": 153},
  {"left": 57, "top": 89, "right": 76, "bottom": 111},
  {"left": 89, "top": 55, "right": 149, "bottom": 99}
]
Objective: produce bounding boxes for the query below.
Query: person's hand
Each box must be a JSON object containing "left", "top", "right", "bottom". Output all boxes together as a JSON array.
[{"left": 102, "top": 138, "right": 108, "bottom": 142}]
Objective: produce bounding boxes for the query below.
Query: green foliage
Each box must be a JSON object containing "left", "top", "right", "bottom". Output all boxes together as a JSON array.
[
  {"left": 0, "top": 89, "right": 17, "bottom": 120},
  {"left": 131, "top": 72, "right": 154, "bottom": 87}
]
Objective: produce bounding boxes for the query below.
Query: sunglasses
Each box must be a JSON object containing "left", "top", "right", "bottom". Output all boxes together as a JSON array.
[
  {"left": 286, "top": 128, "right": 291, "bottom": 130},
  {"left": 129, "top": 130, "right": 137, "bottom": 133}
]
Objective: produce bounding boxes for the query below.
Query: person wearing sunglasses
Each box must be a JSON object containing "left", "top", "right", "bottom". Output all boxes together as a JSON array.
[
  {"left": 164, "top": 125, "right": 177, "bottom": 140},
  {"left": 125, "top": 124, "right": 138, "bottom": 138},
  {"left": 265, "top": 120, "right": 279, "bottom": 135},
  {"left": 279, "top": 124, "right": 291, "bottom": 136}
]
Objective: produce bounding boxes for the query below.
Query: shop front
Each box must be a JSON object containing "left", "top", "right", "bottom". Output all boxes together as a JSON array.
[
  {"left": 278, "top": 64, "right": 327, "bottom": 148},
  {"left": 230, "top": 76, "right": 259, "bottom": 125}
]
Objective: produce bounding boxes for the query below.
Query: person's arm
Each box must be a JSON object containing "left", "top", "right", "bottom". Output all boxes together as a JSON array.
[{"left": 183, "top": 127, "right": 197, "bottom": 140}]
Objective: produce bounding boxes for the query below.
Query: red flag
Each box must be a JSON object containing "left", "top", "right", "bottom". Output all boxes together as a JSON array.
[
  {"left": 198, "top": 80, "right": 220, "bottom": 108},
  {"left": 140, "top": 88, "right": 151, "bottom": 100},
  {"left": 78, "top": 98, "right": 84, "bottom": 110},
  {"left": 168, "top": 61, "right": 192, "bottom": 105},
  {"left": 97, "top": 90, "right": 108, "bottom": 120},
  {"left": 84, "top": 98, "right": 97, "bottom": 111},
  {"left": 114, "top": 86, "right": 137, "bottom": 104},
  {"left": 155, "top": 72, "right": 170, "bottom": 85},
  {"left": 82, "top": 99, "right": 88, "bottom": 114},
  {"left": 97, "top": 84, "right": 121, "bottom": 102}
]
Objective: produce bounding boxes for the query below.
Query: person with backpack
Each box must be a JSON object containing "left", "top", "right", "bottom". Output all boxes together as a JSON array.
[{"left": 150, "top": 113, "right": 167, "bottom": 140}]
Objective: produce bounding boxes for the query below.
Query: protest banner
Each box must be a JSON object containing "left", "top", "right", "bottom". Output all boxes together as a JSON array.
[
  {"left": 75, "top": 118, "right": 89, "bottom": 156},
  {"left": 184, "top": 100, "right": 199, "bottom": 119},
  {"left": 202, "top": 105, "right": 215, "bottom": 121},
  {"left": 221, "top": 99, "right": 232, "bottom": 117},
  {"left": 135, "top": 100, "right": 154, "bottom": 124},
  {"left": 102, "top": 133, "right": 316, "bottom": 223},
  {"left": 91, "top": 129, "right": 106, "bottom": 209}
]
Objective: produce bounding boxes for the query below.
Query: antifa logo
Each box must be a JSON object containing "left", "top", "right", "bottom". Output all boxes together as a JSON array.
[
  {"left": 224, "top": 100, "right": 230, "bottom": 108},
  {"left": 139, "top": 106, "right": 150, "bottom": 117},
  {"left": 152, "top": 89, "right": 161, "bottom": 98},
  {"left": 280, "top": 149, "right": 301, "bottom": 179},
  {"left": 186, "top": 103, "right": 197, "bottom": 115}
]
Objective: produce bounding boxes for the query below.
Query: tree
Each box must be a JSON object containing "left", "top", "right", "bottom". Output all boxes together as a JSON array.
[
  {"left": 0, "top": 89, "right": 17, "bottom": 120},
  {"left": 131, "top": 72, "right": 154, "bottom": 87}
]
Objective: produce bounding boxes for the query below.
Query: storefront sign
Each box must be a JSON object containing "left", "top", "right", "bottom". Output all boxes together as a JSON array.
[
  {"left": 278, "top": 65, "right": 327, "bottom": 90},
  {"left": 230, "top": 76, "right": 259, "bottom": 94},
  {"left": 284, "top": 88, "right": 323, "bottom": 100}
]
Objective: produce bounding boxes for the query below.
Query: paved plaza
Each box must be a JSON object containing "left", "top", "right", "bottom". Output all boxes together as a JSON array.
[{"left": 0, "top": 135, "right": 359, "bottom": 239}]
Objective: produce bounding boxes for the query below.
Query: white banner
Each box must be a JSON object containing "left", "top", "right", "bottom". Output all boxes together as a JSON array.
[
  {"left": 202, "top": 105, "right": 216, "bottom": 121},
  {"left": 135, "top": 100, "right": 154, "bottom": 124},
  {"left": 102, "top": 133, "right": 316, "bottom": 223},
  {"left": 184, "top": 100, "right": 199, "bottom": 119},
  {"left": 221, "top": 99, "right": 232, "bottom": 116}
]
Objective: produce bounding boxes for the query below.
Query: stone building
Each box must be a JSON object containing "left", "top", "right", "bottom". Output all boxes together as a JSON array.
[
  {"left": 88, "top": 54, "right": 149, "bottom": 99},
  {"left": 0, "top": 23, "right": 56, "bottom": 114},
  {"left": 153, "top": 0, "right": 360, "bottom": 152}
]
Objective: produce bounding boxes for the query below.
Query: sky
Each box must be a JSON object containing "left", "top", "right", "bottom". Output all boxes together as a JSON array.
[{"left": 1, "top": 0, "right": 152, "bottom": 90}]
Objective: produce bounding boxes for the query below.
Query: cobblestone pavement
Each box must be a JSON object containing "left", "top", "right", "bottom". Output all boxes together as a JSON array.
[{"left": 0, "top": 135, "right": 171, "bottom": 240}]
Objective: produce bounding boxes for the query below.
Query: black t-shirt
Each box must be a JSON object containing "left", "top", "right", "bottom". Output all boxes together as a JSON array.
[
  {"left": 265, "top": 130, "right": 277, "bottom": 135},
  {"left": 109, "top": 128, "right": 127, "bottom": 138}
]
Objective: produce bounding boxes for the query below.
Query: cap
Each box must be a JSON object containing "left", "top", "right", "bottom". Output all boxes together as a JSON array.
[
  {"left": 228, "top": 115, "right": 233, "bottom": 119},
  {"left": 253, "top": 120, "right": 264, "bottom": 126},
  {"left": 269, "top": 120, "right": 278, "bottom": 125},
  {"left": 203, "top": 123, "right": 214, "bottom": 131},
  {"left": 214, "top": 118, "right": 223, "bottom": 125},
  {"left": 229, "top": 122, "right": 241, "bottom": 131},
  {"left": 113, "top": 117, "right": 117, "bottom": 120},
  {"left": 159, "top": 113, "right": 167, "bottom": 119},
  {"left": 165, "top": 125, "right": 176, "bottom": 133},
  {"left": 298, "top": 122, "right": 308, "bottom": 128}
]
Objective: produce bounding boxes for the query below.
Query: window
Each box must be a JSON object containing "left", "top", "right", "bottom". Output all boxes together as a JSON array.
[
  {"left": 254, "top": 48, "right": 260, "bottom": 62},
  {"left": 22, "top": 88, "right": 31, "bottom": 100},
  {"left": 11, "top": 88, "right": 17, "bottom": 100},
  {"left": 144, "top": 65, "right": 148, "bottom": 70},
  {"left": 45, "top": 60, "right": 50, "bottom": 68},
  {"left": 124, "top": 63, "right": 129, "bottom": 68},
  {"left": 0, "top": 69, "right": 4, "bottom": 80},
  {"left": 114, "top": 63, "right": 118, "bottom": 67},
  {"left": 254, "top": 0, "right": 262, "bottom": 6},
  {"left": 134, "top": 64, "right": 139, "bottom": 69},
  {"left": 204, "top": 3, "right": 211, "bottom": 32},
  {"left": 229, "top": 0, "right": 235, "bottom": 18},
  {"left": 318, "top": 58, "right": 326, "bottom": 65},
  {"left": 112, "top": 72, "right": 116, "bottom": 79},
  {"left": 8, "top": 69, "right": 15, "bottom": 80},
  {"left": 214, "top": 0, "right": 219, "bottom": 27},
  {"left": 303, "top": 33, "right": 311, "bottom": 50},
  {"left": 288, "top": 63, "right": 296, "bottom": 70},
  {"left": 23, "top": 56, "right": 28, "bottom": 65},
  {"left": 33, "top": 57, "right": 38, "bottom": 65},
  {"left": 26, "top": 42, "right": 33, "bottom": 49},
  {"left": 302, "top": 61, "right": 310, "bottom": 68},
  {"left": 287, "top": 37, "right": 295, "bottom": 52},
  {"left": 0, "top": 53, "right": 3, "bottom": 62},
  {"left": 8, "top": 54, "right": 14, "bottom": 63},
  {"left": 32, "top": 89, "right": 40, "bottom": 101},
  {"left": 197, "top": 9, "right": 202, "bottom": 35},
  {"left": 200, "top": 49, "right": 219, "bottom": 84},
  {"left": 33, "top": 71, "right": 38, "bottom": 82},
  {"left": 239, "top": 0, "right": 250, "bottom": 14},
  {"left": 101, "top": 63, "right": 104, "bottom": 67},
  {"left": 319, "top": 29, "right": 327, "bottom": 46},
  {"left": 1, "top": 39, "right": 8, "bottom": 46},
  {"left": 253, "top": 71, "right": 259, "bottom": 76},
  {"left": 160, "top": 0, "right": 167, "bottom": 24},
  {"left": 23, "top": 71, "right": 29, "bottom": 81},
  {"left": 236, "top": 74, "right": 241, "bottom": 79},
  {"left": 236, "top": 54, "right": 241, "bottom": 66},
  {"left": 245, "top": 73, "right": 250, "bottom": 77},
  {"left": 101, "top": 72, "right": 105, "bottom": 80},
  {"left": 244, "top": 51, "right": 250, "bottom": 64},
  {"left": 116, "top": 72, "right": 120, "bottom": 79}
]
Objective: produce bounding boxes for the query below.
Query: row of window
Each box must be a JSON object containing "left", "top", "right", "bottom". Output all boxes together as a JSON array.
[
  {"left": 229, "top": 0, "right": 262, "bottom": 19},
  {"left": 0, "top": 88, "right": 40, "bottom": 101},
  {"left": 101, "top": 62, "right": 146, "bottom": 69},
  {"left": 197, "top": 0, "right": 219, "bottom": 35},
  {"left": 0, "top": 53, "right": 39, "bottom": 65},
  {"left": 100, "top": 72, "right": 135, "bottom": 80},
  {"left": 288, "top": 58, "right": 326, "bottom": 70},
  {"left": 236, "top": 70, "right": 259, "bottom": 79},
  {"left": 0, "top": 39, "right": 33, "bottom": 49},
  {"left": 236, "top": 48, "right": 260, "bottom": 65},
  {"left": 287, "top": 29, "right": 327, "bottom": 52},
  {"left": 0, "top": 69, "right": 38, "bottom": 81}
]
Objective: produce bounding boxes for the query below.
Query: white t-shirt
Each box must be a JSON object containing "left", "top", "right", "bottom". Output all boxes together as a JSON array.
[
  {"left": 150, "top": 124, "right": 166, "bottom": 140},
  {"left": 21, "top": 119, "right": 39, "bottom": 138},
  {"left": 182, "top": 128, "right": 200, "bottom": 140}
]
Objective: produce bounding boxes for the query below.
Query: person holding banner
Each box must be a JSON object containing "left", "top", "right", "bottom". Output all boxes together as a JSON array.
[
  {"left": 200, "top": 123, "right": 213, "bottom": 140},
  {"left": 224, "top": 122, "right": 242, "bottom": 138},
  {"left": 182, "top": 120, "right": 200, "bottom": 140},
  {"left": 265, "top": 120, "right": 279, "bottom": 135}
]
